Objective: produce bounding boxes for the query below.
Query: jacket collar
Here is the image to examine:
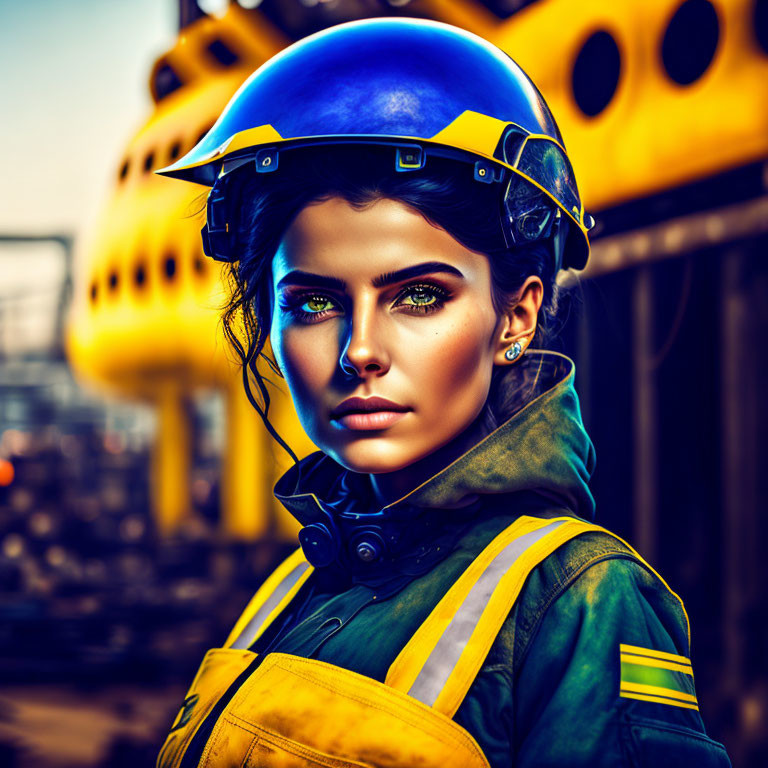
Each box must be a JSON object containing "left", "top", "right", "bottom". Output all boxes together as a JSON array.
[{"left": 274, "top": 349, "right": 597, "bottom": 526}]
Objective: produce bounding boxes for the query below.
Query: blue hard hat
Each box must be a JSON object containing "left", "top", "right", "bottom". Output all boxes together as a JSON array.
[{"left": 157, "top": 17, "right": 594, "bottom": 272}]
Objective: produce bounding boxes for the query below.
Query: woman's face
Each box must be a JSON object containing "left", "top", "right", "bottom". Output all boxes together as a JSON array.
[{"left": 269, "top": 196, "right": 529, "bottom": 475}]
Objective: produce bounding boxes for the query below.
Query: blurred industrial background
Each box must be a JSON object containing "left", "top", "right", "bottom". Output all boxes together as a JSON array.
[{"left": 0, "top": 0, "right": 766, "bottom": 765}]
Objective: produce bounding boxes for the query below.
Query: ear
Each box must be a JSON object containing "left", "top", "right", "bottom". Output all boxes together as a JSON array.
[{"left": 492, "top": 276, "right": 544, "bottom": 365}]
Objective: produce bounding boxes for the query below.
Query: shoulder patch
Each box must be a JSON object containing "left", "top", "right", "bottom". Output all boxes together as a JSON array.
[{"left": 619, "top": 643, "right": 699, "bottom": 711}]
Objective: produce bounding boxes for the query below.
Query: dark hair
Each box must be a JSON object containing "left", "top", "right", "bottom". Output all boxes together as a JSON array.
[{"left": 216, "top": 144, "right": 573, "bottom": 463}]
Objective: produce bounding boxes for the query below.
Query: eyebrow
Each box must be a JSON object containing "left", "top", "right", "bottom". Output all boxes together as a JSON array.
[{"left": 275, "top": 261, "right": 465, "bottom": 292}]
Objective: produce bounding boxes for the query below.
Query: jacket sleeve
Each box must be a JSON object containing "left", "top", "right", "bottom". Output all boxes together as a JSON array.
[{"left": 512, "top": 554, "right": 732, "bottom": 768}]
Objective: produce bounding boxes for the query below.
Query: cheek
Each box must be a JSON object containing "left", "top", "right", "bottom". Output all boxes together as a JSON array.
[
  {"left": 402, "top": 308, "right": 495, "bottom": 414},
  {"left": 271, "top": 323, "right": 339, "bottom": 404}
]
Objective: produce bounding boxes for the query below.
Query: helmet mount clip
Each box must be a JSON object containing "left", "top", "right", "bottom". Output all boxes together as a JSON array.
[
  {"left": 474, "top": 161, "right": 504, "bottom": 184},
  {"left": 395, "top": 145, "right": 425, "bottom": 172},
  {"left": 256, "top": 148, "right": 279, "bottom": 173}
]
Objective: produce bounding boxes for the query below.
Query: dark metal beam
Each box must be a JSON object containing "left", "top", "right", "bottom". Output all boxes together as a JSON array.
[
  {"left": 558, "top": 195, "right": 768, "bottom": 287},
  {"left": 631, "top": 265, "right": 657, "bottom": 564}
]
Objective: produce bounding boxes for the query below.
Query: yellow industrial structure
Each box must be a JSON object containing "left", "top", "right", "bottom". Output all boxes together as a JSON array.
[{"left": 65, "top": 0, "right": 768, "bottom": 540}]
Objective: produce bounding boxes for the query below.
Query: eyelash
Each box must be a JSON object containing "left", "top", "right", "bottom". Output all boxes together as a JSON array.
[{"left": 281, "top": 282, "right": 452, "bottom": 324}]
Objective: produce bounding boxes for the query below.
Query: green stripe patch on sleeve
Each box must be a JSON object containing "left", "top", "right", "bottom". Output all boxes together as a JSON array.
[{"left": 618, "top": 644, "right": 699, "bottom": 711}]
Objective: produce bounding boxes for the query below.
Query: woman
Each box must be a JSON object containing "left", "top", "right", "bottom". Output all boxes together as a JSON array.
[{"left": 155, "top": 18, "right": 731, "bottom": 768}]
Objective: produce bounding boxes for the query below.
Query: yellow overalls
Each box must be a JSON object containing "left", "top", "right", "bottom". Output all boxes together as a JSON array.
[{"left": 156, "top": 515, "right": 663, "bottom": 768}]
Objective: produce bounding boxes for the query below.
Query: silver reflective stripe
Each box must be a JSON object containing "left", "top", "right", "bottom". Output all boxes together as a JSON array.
[
  {"left": 230, "top": 560, "right": 311, "bottom": 650},
  {"left": 407, "top": 520, "right": 567, "bottom": 706}
]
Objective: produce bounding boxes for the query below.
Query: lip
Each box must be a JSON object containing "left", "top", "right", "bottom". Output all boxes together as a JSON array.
[
  {"left": 330, "top": 396, "right": 412, "bottom": 431},
  {"left": 331, "top": 396, "right": 410, "bottom": 418}
]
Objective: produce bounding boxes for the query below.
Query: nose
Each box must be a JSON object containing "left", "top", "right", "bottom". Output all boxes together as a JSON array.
[{"left": 338, "top": 296, "right": 390, "bottom": 378}]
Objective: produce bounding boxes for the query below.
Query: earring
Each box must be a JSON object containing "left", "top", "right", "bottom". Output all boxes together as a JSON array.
[{"left": 504, "top": 340, "right": 523, "bottom": 362}]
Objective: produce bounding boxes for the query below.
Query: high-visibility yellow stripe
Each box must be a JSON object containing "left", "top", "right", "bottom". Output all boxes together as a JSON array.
[
  {"left": 386, "top": 515, "right": 570, "bottom": 695},
  {"left": 408, "top": 520, "right": 568, "bottom": 708},
  {"left": 432, "top": 519, "right": 607, "bottom": 718},
  {"left": 620, "top": 691, "right": 700, "bottom": 711},
  {"left": 620, "top": 653, "right": 693, "bottom": 675},
  {"left": 619, "top": 643, "right": 692, "bottom": 668},
  {"left": 224, "top": 547, "right": 311, "bottom": 648},
  {"left": 248, "top": 562, "right": 313, "bottom": 646},
  {"left": 620, "top": 681, "right": 698, "bottom": 704}
]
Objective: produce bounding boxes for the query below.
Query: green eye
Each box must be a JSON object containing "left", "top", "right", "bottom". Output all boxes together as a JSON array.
[
  {"left": 401, "top": 288, "right": 437, "bottom": 307},
  {"left": 301, "top": 296, "right": 334, "bottom": 313}
]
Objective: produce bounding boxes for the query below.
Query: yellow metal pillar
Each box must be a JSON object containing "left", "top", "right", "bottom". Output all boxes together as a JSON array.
[
  {"left": 221, "top": 375, "right": 273, "bottom": 540},
  {"left": 151, "top": 383, "right": 192, "bottom": 536}
]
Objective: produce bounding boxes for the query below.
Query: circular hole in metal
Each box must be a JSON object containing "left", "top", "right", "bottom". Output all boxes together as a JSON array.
[
  {"left": 169, "top": 141, "right": 182, "bottom": 161},
  {"left": 143, "top": 152, "right": 155, "bottom": 173},
  {"left": 134, "top": 262, "right": 147, "bottom": 289},
  {"left": 661, "top": 0, "right": 720, "bottom": 85},
  {"left": 572, "top": 30, "right": 622, "bottom": 117},
  {"left": 152, "top": 61, "right": 184, "bottom": 101},
  {"left": 108, "top": 270, "right": 119, "bottom": 293},
  {"left": 89, "top": 282, "right": 98, "bottom": 304},
  {"left": 206, "top": 38, "right": 240, "bottom": 68},
  {"left": 755, "top": 0, "right": 768, "bottom": 54},
  {"left": 119, "top": 160, "right": 130, "bottom": 181},
  {"left": 163, "top": 255, "right": 177, "bottom": 281}
]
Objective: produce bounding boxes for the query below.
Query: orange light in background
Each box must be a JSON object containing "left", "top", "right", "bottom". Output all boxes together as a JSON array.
[{"left": 0, "top": 459, "right": 15, "bottom": 487}]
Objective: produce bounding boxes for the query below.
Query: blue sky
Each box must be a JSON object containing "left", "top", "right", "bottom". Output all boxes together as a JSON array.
[
  {"left": 0, "top": 0, "right": 176, "bottom": 353},
  {"left": 0, "top": 0, "right": 176, "bottom": 235}
]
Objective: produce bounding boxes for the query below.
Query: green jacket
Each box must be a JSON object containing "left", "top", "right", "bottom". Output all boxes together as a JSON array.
[{"left": 248, "top": 350, "right": 731, "bottom": 767}]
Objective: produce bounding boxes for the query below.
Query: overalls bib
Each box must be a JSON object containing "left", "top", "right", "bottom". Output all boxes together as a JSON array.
[{"left": 156, "top": 515, "right": 665, "bottom": 768}]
